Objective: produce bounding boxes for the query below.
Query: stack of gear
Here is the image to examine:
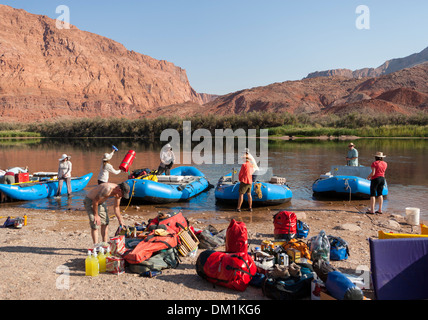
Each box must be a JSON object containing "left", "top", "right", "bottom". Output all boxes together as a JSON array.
[
  {"left": 122, "top": 211, "right": 191, "bottom": 275},
  {"left": 196, "top": 219, "right": 257, "bottom": 292}
]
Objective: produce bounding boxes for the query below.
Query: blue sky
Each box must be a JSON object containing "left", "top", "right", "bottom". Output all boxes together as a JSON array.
[{"left": 1, "top": 0, "right": 427, "bottom": 95}]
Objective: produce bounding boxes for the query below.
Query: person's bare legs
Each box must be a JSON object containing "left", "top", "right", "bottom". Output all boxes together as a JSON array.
[
  {"left": 247, "top": 192, "right": 252, "bottom": 211},
  {"left": 91, "top": 228, "right": 98, "bottom": 244},
  {"left": 237, "top": 193, "right": 244, "bottom": 211},
  {"left": 101, "top": 225, "right": 109, "bottom": 243},
  {"left": 369, "top": 196, "right": 376, "bottom": 213},
  {"left": 377, "top": 196, "right": 384, "bottom": 213}
]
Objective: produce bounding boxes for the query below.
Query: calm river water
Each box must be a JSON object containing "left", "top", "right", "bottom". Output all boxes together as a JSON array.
[{"left": 1, "top": 137, "right": 427, "bottom": 221}]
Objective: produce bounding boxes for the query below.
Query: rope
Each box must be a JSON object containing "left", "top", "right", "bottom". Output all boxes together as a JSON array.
[
  {"left": 254, "top": 183, "right": 263, "bottom": 199},
  {"left": 122, "top": 180, "right": 136, "bottom": 214}
]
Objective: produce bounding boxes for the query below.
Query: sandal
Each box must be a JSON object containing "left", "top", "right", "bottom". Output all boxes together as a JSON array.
[
  {"left": 365, "top": 211, "right": 375, "bottom": 214},
  {"left": 236, "top": 208, "right": 241, "bottom": 212},
  {"left": 375, "top": 211, "right": 383, "bottom": 214}
]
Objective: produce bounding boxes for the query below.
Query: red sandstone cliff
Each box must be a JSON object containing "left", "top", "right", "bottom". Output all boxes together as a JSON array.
[
  {"left": 0, "top": 5, "right": 214, "bottom": 122},
  {"left": 200, "top": 63, "right": 428, "bottom": 117}
]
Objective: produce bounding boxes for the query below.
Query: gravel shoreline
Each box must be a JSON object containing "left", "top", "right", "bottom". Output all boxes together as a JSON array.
[{"left": 0, "top": 203, "right": 424, "bottom": 301}]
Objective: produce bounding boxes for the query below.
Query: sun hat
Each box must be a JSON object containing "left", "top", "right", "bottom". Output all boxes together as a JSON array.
[
  {"left": 374, "top": 151, "right": 386, "bottom": 158},
  {"left": 348, "top": 143, "right": 355, "bottom": 147},
  {"left": 119, "top": 182, "right": 131, "bottom": 199},
  {"left": 59, "top": 154, "right": 70, "bottom": 161},
  {"left": 102, "top": 153, "right": 113, "bottom": 161}
]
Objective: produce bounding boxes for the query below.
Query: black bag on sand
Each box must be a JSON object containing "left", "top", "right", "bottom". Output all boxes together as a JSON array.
[
  {"left": 262, "top": 264, "right": 314, "bottom": 300},
  {"left": 197, "top": 226, "right": 226, "bottom": 250}
]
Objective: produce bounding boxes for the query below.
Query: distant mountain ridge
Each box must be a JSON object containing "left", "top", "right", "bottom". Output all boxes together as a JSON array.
[{"left": 305, "top": 46, "right": 428, "bottom": 79}]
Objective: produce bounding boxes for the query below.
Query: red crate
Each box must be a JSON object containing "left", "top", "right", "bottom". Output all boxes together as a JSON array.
[{"left": 15, "top": 173, "right": 30, "bottom": 183}]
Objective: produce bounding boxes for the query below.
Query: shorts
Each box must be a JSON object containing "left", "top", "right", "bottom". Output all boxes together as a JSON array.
[
  {"left": 370, "top": 177, "right": 385, "bottom": 197},
  {"left": 84, "top": 197, "right": 109, "bottom": 230},
  {"left": 239, "top": 182, "right": 252, "bottom": 194}
]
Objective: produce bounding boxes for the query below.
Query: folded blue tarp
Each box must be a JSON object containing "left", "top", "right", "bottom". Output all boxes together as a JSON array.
[{"left": 369, "top": 238, "right": 428, "bottom": 300}]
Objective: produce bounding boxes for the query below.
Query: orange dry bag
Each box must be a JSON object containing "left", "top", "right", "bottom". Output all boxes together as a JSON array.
[{"left": 119, "top": 150, "right": 136, "bottom": 172}]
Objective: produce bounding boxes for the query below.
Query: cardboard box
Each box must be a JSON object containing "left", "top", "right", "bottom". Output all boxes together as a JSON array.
[
  {"left": 270, "top": 176, "right": 287, "bottom": 184},
  {"left": 286, "top": 248, "right": 301, "bottom": 263}
]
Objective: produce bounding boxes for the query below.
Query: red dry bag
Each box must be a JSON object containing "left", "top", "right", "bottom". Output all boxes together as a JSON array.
[
  {"left": 119, "top": 150, "right": 136, "bottom": 172},
  {"left": 196, "top": 250, "right": 256, "bottom": 291},
  {"left": 225, "top": 219, "right": 248, "bottom": 253},
  {"left": 273, "top": 211, "right": 297, "bottom": 241}
]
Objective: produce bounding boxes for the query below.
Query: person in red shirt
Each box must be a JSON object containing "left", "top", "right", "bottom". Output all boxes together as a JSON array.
[
  {"left": 236, "top": 157, "right": 254, "bottom": 212},
  {"left": 367, "top": 152, "right": 388, "bottom": 214}
]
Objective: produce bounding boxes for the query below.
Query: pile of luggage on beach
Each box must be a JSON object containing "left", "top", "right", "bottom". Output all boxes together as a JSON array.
[{"left": 85, "top": 209, "right": 370, "bottom": 300}]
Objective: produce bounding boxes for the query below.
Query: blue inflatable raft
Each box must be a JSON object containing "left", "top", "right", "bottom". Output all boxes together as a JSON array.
[
  {"left": 125, "top": 166, "right": 211, "bottom": 204},
  {"left": 312, "top": 165, "right": 388, "bottom": 200},
  {"left": 0, "top": 173, "right": 93, "bottom": 201},
  {"left": 215, "top": 171, "right": 292, "bottom": 206}
]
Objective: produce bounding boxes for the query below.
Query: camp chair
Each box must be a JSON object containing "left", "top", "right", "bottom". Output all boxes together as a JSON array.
[{"left": 369, "top": 237, "right": 428, "bottom": 300}]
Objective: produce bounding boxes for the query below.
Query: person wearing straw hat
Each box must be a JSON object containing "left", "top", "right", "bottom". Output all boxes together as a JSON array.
[
  {"left": 56, "top": 154, "right": 72, "bottom": 197},
  {"left": 97, "top": 150, "right": 122, "bottom": 185},
  {"left": 346, "top": 143, "right": 358, "bottom": 166},
  {"left": 366, "top": 152, "right": 388, "bottom": 214}
]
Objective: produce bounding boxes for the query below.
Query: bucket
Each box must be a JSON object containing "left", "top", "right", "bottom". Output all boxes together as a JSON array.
[{"left": 405, "top": 207, "right": 420, "bottom": 226}]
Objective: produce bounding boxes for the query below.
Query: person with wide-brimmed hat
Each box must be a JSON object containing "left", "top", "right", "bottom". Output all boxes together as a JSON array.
[
  {"left": 56, "top": 154, "right": 72, "bottom": 197},
  {"left": 367, "top": 151, "right": 388, "bottom": 214},
  {"left": 346, "top": 142, "right": 358, "bottom": 166},
  {"left": 97, "top": 149, "right": 122, "bottom": 185}
]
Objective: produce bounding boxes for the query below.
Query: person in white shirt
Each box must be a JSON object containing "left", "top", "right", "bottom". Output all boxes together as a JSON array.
[
  {"left": 157, "top": 144, "right": 176, "bottom": 175},
  {"left": 56, "top": 154, "right": 72, "bottom": 197},
  {"left": 97, "top": 150, "right": 122, "bottom": 184}
]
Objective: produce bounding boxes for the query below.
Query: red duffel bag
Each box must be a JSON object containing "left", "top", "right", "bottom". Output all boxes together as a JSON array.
[
  {"left": 196, "top": 250, "right": 257, "bottom": 291},
  {"left": 225, "top": 219, "right": 248, "bottom": 253},
  {"left": 273, "top": 211, "right": 297, "bottom": 240}
]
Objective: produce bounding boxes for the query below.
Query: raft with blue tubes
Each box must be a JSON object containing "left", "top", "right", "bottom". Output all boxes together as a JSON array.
[
  {"left": 0, "top": 173, "right": 93, "bottom": 201},
  {"left": 215, "top": 172, "right": 293, "bottom": 206},
  {"left": 312, "top": 165, "right": 388, "bottom": 200},
  {"left": 124, "top": 166, "right": 211, "bottom": 204}
]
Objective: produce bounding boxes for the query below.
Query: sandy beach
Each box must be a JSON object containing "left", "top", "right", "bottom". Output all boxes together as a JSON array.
[{"left": 0, "top": 201, "right": 424, "bottom": 302}]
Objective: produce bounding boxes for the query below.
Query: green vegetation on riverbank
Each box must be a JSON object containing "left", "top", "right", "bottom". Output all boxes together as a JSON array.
[
  {"left": 0, "top": 112, "right": 427, "bottom": 138},
  {"left": 0, "top": 130, "right": 41, "bottom": 138}
]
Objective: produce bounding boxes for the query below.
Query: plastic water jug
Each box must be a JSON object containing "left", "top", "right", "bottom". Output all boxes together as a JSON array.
[
  {"left": 85, "top": 251, "right": 99, "bottom": 277},
  {"left": 97, "top": 248, "right": 107, "bottom": 273}
]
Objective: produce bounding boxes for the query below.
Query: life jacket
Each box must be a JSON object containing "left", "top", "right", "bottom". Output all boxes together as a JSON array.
[
  {"left": 123, "top": 232, "right": 179, "bottom": 264},
  {"left": 196, "top": 250, "right": 257, "bottom": 292},
  {"left": 225, "top": 219, "right": 248, "bottom": 253},
  {"left": 146, "top": 211, "right": 188, "bottom": 234},
  {"left": 282, "top": 238, "right": 311, "bottom": 260},
  {"left": 273, "top": 211, "right": 297, "bottom": 240},
  {"left": 124, "top": 212, "right": 188, "bottom": 265}
]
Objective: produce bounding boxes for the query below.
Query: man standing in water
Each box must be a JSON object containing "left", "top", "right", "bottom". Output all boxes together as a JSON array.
[
  {"left": 346, "top": 143, "right": 359, "bottom": 166},
  {"left": 84, "top": 182, "right": 130, "bottom": 244}
]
